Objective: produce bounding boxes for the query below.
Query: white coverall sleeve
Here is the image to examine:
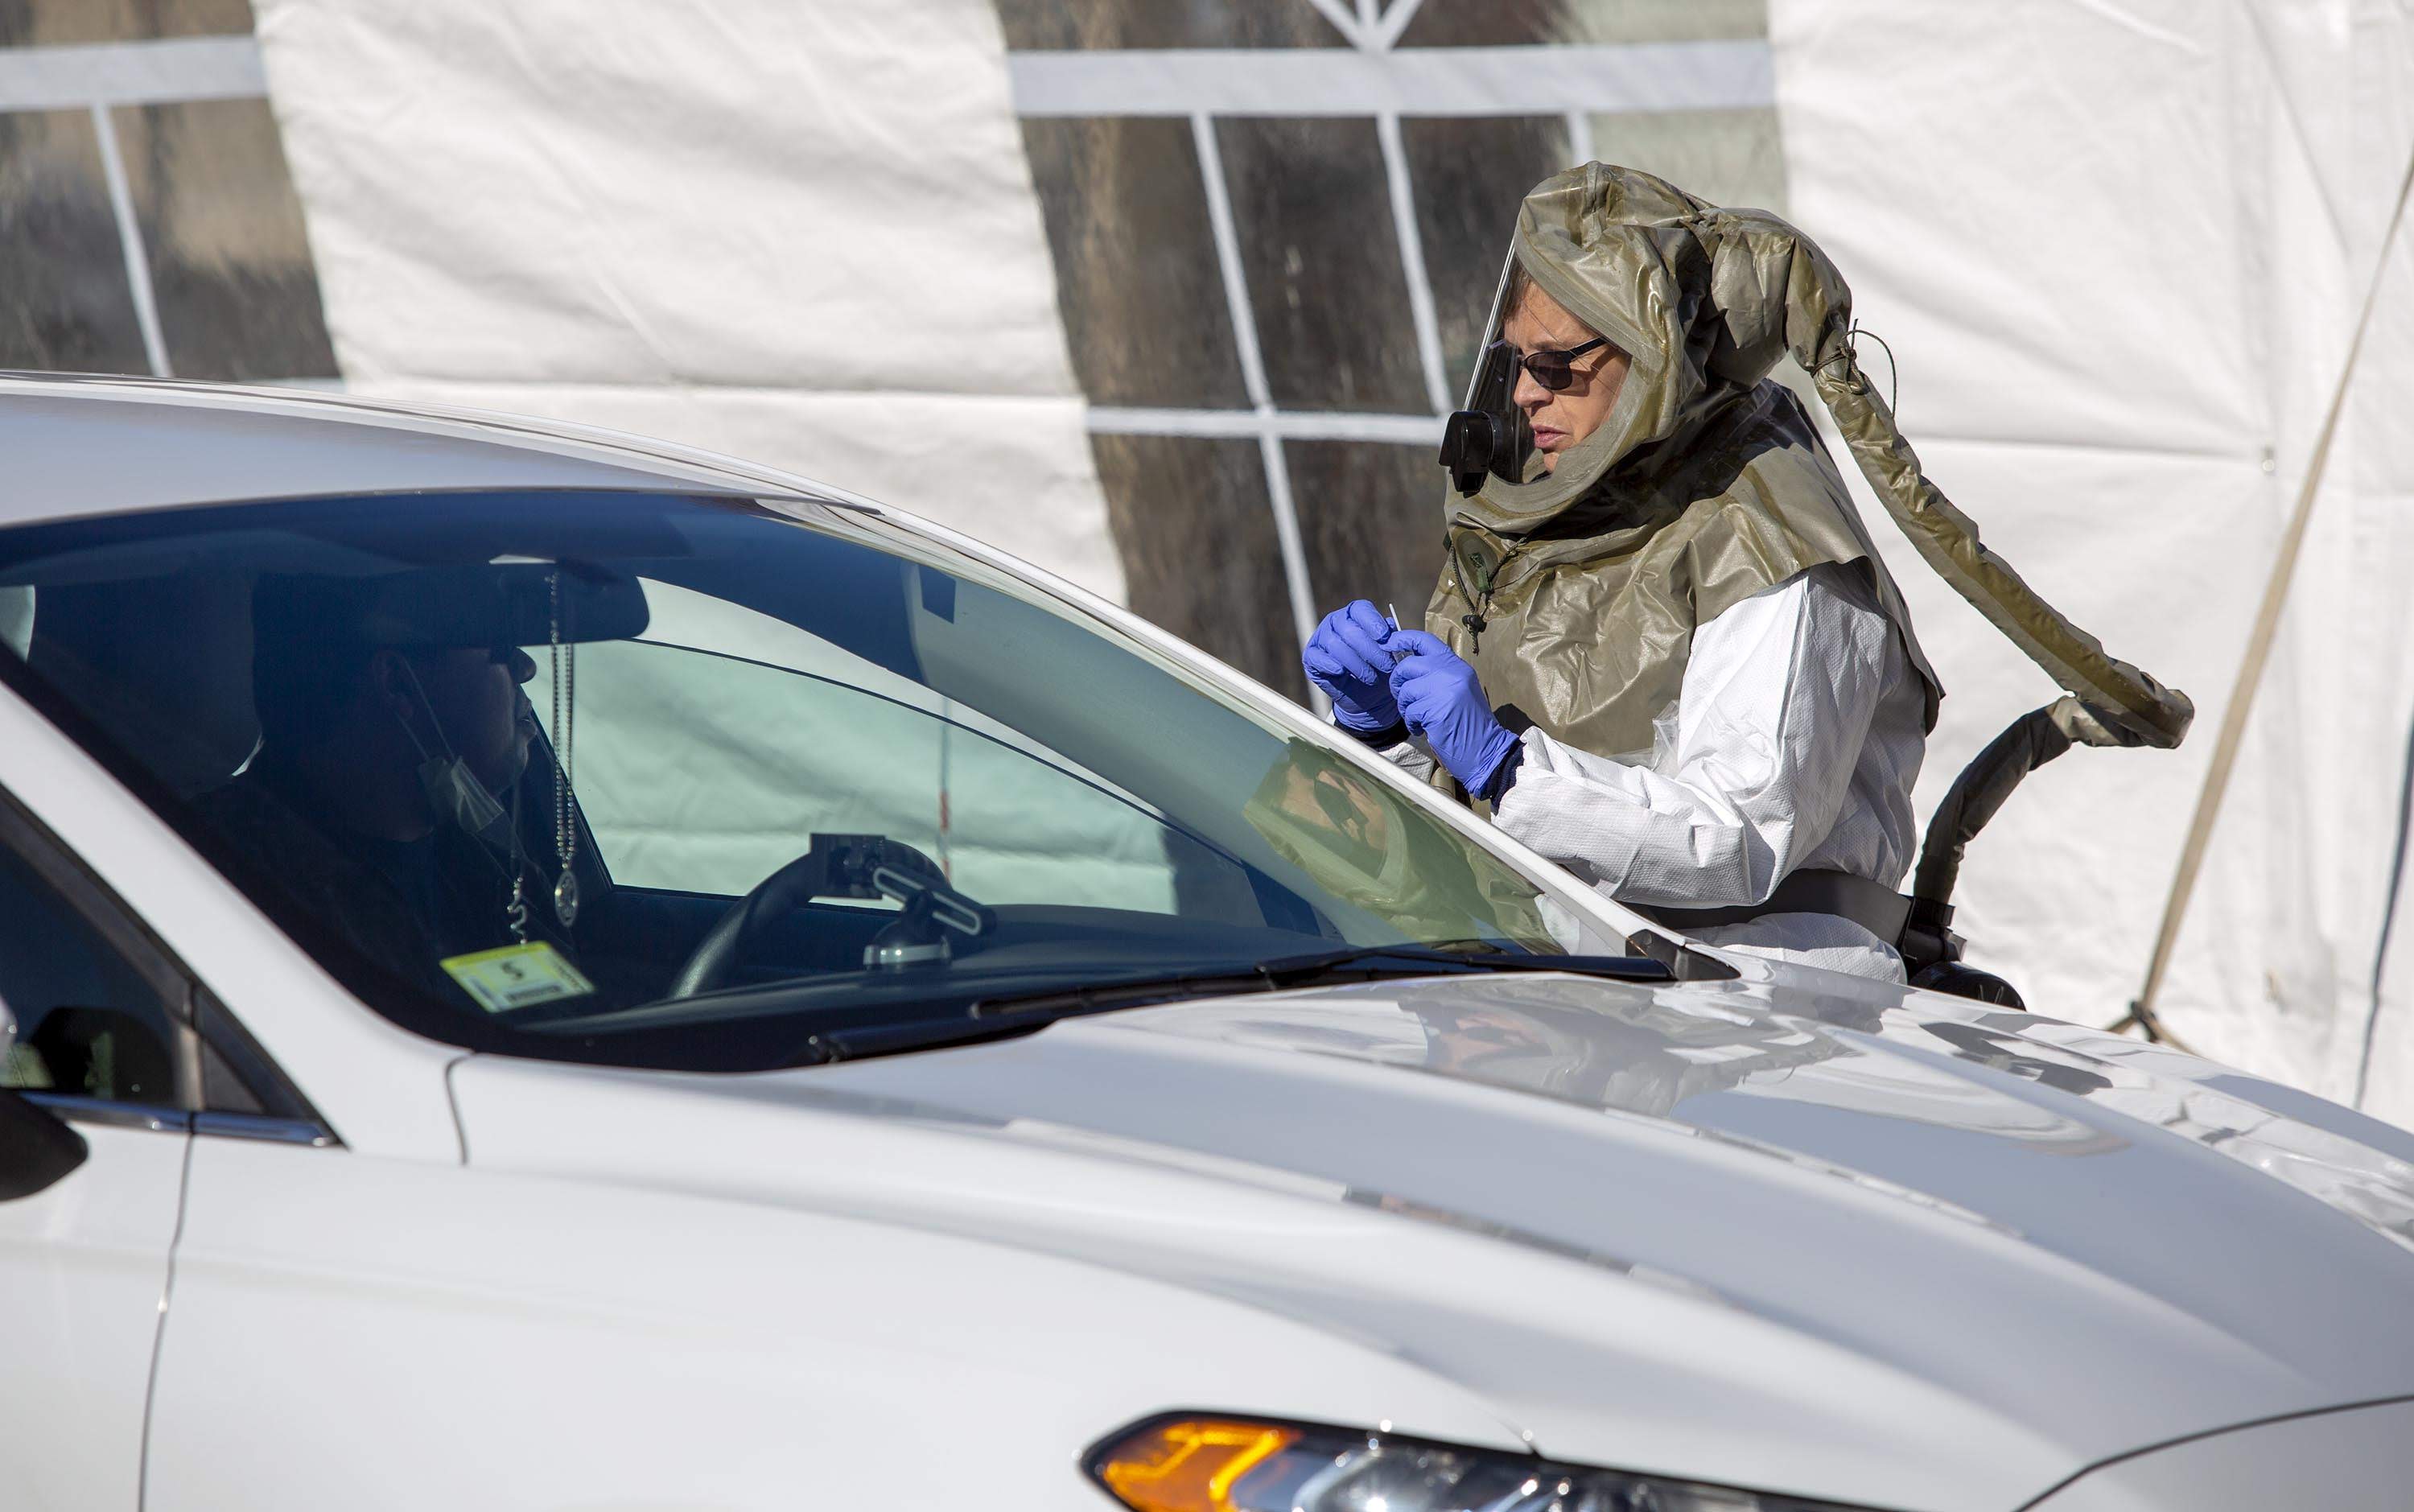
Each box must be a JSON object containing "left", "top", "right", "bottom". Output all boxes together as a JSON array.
[
  {"left": 1372, "top": 737, "right": 1437, "bottom": 784},
  {"left": 1490, "top": 563, "right": 1893, "bottom": 910}
]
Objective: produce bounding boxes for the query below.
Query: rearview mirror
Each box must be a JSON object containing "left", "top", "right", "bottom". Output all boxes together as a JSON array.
[
  {"left": 254, "top": 562, "right": 651, "bottom": 656},
  {"left": 0, "top": 994, "right": 89, "bottom": 1202}
]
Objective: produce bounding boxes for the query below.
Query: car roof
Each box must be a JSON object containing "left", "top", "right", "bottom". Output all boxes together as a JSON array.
[{"left": 0, "top": 373, "right": 851, "bottom": 526}]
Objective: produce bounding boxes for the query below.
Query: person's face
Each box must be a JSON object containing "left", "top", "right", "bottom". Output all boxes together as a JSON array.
[
  {"left": 399, "top": 645, "right": 538, "bottom": 791},
  {"left": 1500, "top": 280, "right": 1630, "bottom": 473}
]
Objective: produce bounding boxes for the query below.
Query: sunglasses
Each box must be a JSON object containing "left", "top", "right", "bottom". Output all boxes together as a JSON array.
[{"left": 1511, "top": 336, "right": 1610, "bottom": 392}]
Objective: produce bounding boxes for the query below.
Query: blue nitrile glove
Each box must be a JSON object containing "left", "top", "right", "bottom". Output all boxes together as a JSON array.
[
  {"left": 1388, "top": 631, "right": 1522, "bottom": 798},
  {"left": 1303, "top": 600, "right": 1404, "bottom": 734}
]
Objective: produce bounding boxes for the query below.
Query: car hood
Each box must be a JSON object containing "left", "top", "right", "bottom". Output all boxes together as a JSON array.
[{"left": 455, "top": 972, "right": 2414, "bottom": 1509}]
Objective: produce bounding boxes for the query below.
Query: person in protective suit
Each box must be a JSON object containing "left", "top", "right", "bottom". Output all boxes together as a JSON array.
[{"left": 1305, "top": 164, "right": 2192, "bottom": 981}]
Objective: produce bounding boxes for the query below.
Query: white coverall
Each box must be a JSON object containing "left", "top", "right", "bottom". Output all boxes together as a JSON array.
[{"left": 1391, "top": 561, "right": 1926, "bottom": 981}]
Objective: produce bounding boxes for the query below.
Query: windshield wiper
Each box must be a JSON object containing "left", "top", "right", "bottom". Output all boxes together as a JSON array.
[
  {"left": 970, "top": 943, "right": 1671, "bottom": 1020},
  {"left": 785, "top": 945, "right": 1670, "bottom": 1066}
]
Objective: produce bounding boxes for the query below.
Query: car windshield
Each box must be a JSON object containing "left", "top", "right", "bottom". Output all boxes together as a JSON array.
[{"left": 0, "top": 488, "right": 1629, "bottom": 1069}]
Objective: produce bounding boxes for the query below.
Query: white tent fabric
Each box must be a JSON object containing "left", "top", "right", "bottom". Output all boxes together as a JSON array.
[
  {"left": 1773, "top": 0, "right": 2414, "bottom": 1121},
  {"left": 249, "top": 0, "right": 1124, "bottom": 602}
]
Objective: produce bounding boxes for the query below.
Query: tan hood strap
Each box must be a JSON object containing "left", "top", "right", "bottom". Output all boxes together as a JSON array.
[{"left": 1809, "top": 348, "right": 2194, "bottom": 752}]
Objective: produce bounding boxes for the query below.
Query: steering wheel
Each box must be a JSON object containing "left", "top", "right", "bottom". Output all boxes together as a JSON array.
[{"left": 666, "top": 833, "right": 995, "bottom": 1000}]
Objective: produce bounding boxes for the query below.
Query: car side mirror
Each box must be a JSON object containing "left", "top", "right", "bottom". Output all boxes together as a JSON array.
[
  {"left": 27, "top": 1005, "right": 176, "bottom": 1106},
  {"left": 0, "top": 994, "right": 89, "bottom": 1202}
]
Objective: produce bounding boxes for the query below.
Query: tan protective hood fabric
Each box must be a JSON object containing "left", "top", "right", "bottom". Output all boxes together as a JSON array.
[{"left": 1430, "top": 163, "right": 2192, "bottom": 767}]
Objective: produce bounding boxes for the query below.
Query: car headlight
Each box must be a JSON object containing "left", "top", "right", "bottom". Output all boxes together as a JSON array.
[{"left": 1085, "top": 1415, "right": 1874, "bottom": 1512}]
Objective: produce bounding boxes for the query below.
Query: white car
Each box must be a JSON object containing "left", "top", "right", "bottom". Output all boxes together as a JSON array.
[{"left": 5, "top": 375, "right": 2414, "bottom": 1512}]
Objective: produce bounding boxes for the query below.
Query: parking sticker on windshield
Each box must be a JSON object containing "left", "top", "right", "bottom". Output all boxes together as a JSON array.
[{"left": 441, "top": 941, "right": 595, "bottom": 1013}]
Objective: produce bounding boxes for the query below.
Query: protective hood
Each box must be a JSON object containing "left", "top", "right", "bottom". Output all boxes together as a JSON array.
[
  {"left": 1439, "top": 163, "right": 2191, "bottom": 756},
  {"left": 1454, "top": 169, "right": 1736, "bottom": 527}
]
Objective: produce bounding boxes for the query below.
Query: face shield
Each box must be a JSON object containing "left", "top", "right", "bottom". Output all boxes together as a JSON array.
[
  {"left": 1438, "top": 253, "right": 1529, "bottom": 496},
  {"left": 1436, "top": 226, "right": 1688, "bottom": 531}
]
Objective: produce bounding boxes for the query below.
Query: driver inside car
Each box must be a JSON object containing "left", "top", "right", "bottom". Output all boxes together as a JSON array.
[{"left": 194, "top": 568, "right": 597, "bottom": 1006}]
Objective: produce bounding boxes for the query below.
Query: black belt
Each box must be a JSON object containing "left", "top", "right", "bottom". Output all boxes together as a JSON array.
[{"left": 1628, "top": 867, "right": 1913, "bottom": 946}]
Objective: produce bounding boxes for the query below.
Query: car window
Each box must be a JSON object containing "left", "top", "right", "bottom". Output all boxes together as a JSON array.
[
  {"left": 0, "top": 488, "right": 1625, "bottom": 1073},
  {"left": 561, "top": 582, "right": 1246, "bottom": 919},
  {"left": 0, "top": 840, "right": 182, "bottom": 1109}
]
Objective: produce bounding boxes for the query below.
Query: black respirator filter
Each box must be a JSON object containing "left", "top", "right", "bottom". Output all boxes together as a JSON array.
[
  {"left": 1439, "top": 253, "right": 1527, "bottom": 496},
  {"left": 1440, "top": 339, "right": 1525, "bottom": 496}
]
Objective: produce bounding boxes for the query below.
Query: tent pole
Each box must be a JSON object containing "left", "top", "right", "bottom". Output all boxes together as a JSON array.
[{"left": 2119, "top": 139, "right": 2414, "bottom": 1046}]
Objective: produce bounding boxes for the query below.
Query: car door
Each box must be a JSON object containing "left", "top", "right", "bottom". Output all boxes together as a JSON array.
[
  {"left": 0, "top": 793, "right": 196, "bottom": 1511},
  {"left": 0, "top": 785, "right": 328, "bottom": 1511}
]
